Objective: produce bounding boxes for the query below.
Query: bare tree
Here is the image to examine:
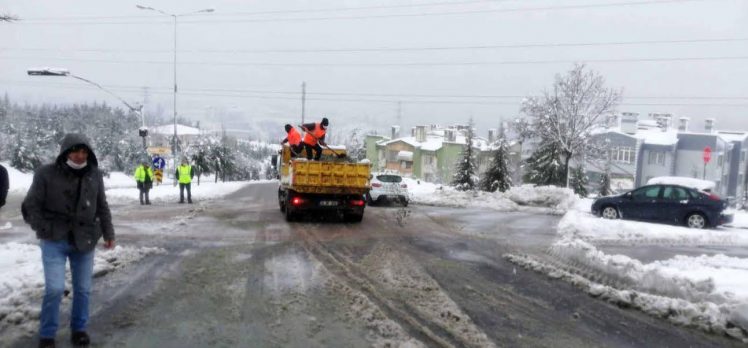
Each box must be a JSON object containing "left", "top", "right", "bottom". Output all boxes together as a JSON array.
[{"left": 520, "top": 64, "right": 621, "bottom": 187}]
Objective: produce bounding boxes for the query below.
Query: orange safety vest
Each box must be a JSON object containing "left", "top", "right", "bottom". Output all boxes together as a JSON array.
[
  {"left": 287, "top": 127, "right": 302, "bottom": 146},
  {"left": 303, "top": 123, "right": 326, "bottom": 146}
]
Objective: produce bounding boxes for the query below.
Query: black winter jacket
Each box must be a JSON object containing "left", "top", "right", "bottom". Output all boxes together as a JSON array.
[
  {"left": 0, "top": 164, "right": 7, "bottom": 208},
  {"left": 22, "top": 134, "right": 114, "bottom": 252}
]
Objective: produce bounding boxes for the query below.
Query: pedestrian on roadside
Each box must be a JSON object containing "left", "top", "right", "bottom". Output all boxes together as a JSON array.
[
  {"left": 134, "top": 161, "right": 154, "bottom": 205},
  {"left": 0, "top": 163, "right": 8, "bottom": 209},
  {"left": 301, "top": 117, "right": 328, "bottom": 161},
  {"left": 175, "top": 157, "right": 194, "bottom": 204},
  {"left": 281, "top": 124, "right": 304, "bottom": 157},
  {"left": 21, "top": 133, "right": 115, "bottom": 348}
]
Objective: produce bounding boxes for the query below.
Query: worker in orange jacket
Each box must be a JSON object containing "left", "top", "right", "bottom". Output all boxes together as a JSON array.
[
  {"left": 281, "top": 124, "right": 304, "bottom": 157},
  {"left": 301, "top": 117, "right": 328, "bottom": 161}
]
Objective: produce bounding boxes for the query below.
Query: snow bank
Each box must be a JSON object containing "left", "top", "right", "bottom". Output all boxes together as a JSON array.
[
  {"left": 406, "top": 182, "right": 578, "bottom": 214},
  {"left": 105, "top": 180, "right": 264, "bottom": 204},
  {"left": 559, "top": 209, "right": 748, "bottom": 246},
  {"left": 0, "top": 242, "right": 165, "bottom": 336},
  {"left": 728, "top": 210, "right": 748, "bottom": 229},
  {"left": 506, "top": 253, "right": 747, "bottom": 340}
]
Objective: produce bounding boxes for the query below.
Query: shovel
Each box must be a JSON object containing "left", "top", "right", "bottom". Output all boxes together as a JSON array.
[{"left": 299, "top": 125, "right": 347, "bottom": 159}]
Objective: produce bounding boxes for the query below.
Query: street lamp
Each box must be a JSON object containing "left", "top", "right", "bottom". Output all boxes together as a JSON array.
[
  {"left": 136, "top": 5, "right": 214, "bottom": 177},
  {"left": 27, "top": 67, "right": 149, "bottom": 148}
]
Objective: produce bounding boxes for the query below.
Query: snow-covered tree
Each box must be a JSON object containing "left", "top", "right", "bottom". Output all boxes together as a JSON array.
[
  {"left": 452, "top": 120, "right": 478, "bottom": 191},
  {"left": 520, "top": 64, "right": 621, "bottom": 187},
  {"left": 523, "top": 141, "right": 565, "bottom": 186},
  {"left": 570, "top": 165, "right": 589, "bottom": 197},
  {"left": 11, "top": 134, "right": 42, "bottom": 172},
  {"left": 189, "top": 136, "right": 215, "bottom": 185},
  {"left": 480, "top": 138, "right": 512, "bottom": 192}
]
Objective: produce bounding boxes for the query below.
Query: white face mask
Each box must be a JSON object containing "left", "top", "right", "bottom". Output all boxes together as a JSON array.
[{"left": 66, "top": 159, "right": 88, "bottom": 170}]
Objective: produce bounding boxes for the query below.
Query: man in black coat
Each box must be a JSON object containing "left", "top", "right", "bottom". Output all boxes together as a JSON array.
[
  {"left": 0, "top": 163, "right": 7, "bottom": 209},
  {"left": 22, "top": 133, "right": 115, "bottom": 348}
]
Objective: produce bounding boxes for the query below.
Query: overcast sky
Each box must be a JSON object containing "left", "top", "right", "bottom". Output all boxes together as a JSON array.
[{"left": 2, "top": 0, "right": 747, "bottom": 137}]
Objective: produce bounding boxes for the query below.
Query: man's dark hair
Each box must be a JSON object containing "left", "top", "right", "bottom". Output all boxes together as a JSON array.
[
  {"left": 321, "top": 118, "right": 329, "bottom": 127},
  {"left": 285, "top": 124, "right": 292, "bottom": 132}
]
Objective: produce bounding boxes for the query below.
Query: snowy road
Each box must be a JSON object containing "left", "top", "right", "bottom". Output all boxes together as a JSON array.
[{"left": 3, "top": 182, "right": 741, "bottom": 347}]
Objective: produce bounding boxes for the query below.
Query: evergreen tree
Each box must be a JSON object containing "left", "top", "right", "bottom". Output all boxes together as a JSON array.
[
  {"left": 451, "top": 121, "right": 478, "bottom": 191},
  {"left": 189, "top": 137, "right": 214, "bottom": 185},
  {"left": 523, "top": 141, "right": 566, "bottom": 186},
  {"left": 570, "top": 165, "right": 589, "bottom": 197},
  {"left": 480, "top": 138, "right": 512, "bottom": 192},
  {"left": 11, "top": 134, "right": 42, "bottom": 172},
  {"left": 599, "top": 169, "right": 612, "bottom": 196}
]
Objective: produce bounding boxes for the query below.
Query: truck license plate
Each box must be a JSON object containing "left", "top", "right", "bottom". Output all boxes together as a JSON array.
[{"left": 320, "top": 200, "right": 339, "bottom": 207}]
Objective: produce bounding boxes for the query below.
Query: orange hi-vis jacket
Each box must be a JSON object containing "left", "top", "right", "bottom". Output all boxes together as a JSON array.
[
  {"left": 303, "top": 123, "right": 326, "bottom": 146},
  {"left": 287, "top": 127, "right": 302, "bottom": 146}
]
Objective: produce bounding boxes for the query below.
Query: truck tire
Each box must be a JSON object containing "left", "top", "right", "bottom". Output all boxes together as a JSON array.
[{"left": 285, "top": 206, "right": 296, "bottom": 222}]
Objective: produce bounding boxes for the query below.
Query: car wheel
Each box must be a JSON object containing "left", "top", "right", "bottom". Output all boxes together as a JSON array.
[
  {"left": 686, "top": 213, "right": 707, "bottom": 229},
  {"left": 601, "top": 206, "right": 619, "bottom": 219},
  {"left": 401, "top": 197, "right": 409, "bottom": 207}
]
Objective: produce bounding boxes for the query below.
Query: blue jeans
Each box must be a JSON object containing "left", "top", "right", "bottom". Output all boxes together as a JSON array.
[{"left": 39, "top": 239, "right": 94, "bottom": 339}]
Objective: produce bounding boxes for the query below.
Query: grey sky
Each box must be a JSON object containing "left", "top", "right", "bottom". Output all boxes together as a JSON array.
[{"left": 2, "top": 0, "right": 747, "bottom": 138}]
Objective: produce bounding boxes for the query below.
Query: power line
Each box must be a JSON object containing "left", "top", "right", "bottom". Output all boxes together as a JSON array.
[
  {"left": 2, "top": 54, "right": 748, "bottom": 67},
  {"left": 16, "top": 0, "right": 709, "bottom": 25},
  {"left": 6, "top": 79, "right": 748, "bottom": 101},
  {"left": 19, "top": 0, "right": 534, "bottom": 21},
  {"left": 2, "top": 37, "right": 746, "bottom": 54},
  {"left": 7, "top": 80, "right": 748, "bottom": 107}
]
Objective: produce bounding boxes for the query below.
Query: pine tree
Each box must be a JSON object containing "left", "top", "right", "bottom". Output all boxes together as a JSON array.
[
  {"left": 599, "top": 169, "right": 612, "bottom": 196},
  {"left": 480, "top": 138, "right": 512, "bottom": 192},
  {"left": 11, "top": 134, "right": 42, "bottom": 172},
  {"left": 570, "top": 165, "right": 589, "bottom": 197},
  {"left": 451, "top": 121, "right": 477, "bottom": 191},
  {"left": 523, "top": 141, "right": 566, "bottom": 186}
]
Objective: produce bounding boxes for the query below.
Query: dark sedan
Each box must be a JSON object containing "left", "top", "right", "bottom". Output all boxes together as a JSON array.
[{"left": 591, "top": 184, "right": 733, "bottom": 229}]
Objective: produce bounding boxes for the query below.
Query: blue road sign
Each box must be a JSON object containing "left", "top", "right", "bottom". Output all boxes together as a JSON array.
[{"left": 153, "top": 156, "right": 166, "bottom": 169}]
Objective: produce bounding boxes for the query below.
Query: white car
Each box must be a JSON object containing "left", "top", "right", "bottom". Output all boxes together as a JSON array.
[{"left": 367, "top": 173, "right": 409, "bottom": 206}]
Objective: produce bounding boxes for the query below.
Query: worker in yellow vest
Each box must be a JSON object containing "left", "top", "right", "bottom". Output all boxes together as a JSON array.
[
  {"left": 175, "top": 157, "right": 194, "bottom": 204},
  {"left": 134, "top": 161, "right": 154, "bottom": 205}
]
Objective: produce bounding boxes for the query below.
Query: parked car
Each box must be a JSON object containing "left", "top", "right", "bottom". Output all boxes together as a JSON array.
[
  {"left": 367, "top": 173, "right": 409, "bottom": 206},
  {"left": 591, "top": 184, "right": 733, "bottom": 229}
]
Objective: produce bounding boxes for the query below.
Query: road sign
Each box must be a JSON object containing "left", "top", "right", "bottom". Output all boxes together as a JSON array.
[
  {"left": 703, "top": 146, "right": 712, "bottom": 164},
  {"left": 153, "top": 156, "right": 166, "bottom": 170},
  {"left": 147, "top": 146, "right": 171, "bottom": 156}
]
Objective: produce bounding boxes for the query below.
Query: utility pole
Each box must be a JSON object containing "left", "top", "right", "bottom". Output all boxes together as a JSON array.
[{"left": 301, "top": 81, "right": 306, "bottom": 124}]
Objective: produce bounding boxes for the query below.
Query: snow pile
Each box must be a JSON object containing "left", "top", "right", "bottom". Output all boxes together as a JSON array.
[
  {"left": 505, "top": 185, "right": 578, "bottom": 212},
  {"left": 558, "top": 209, "right": 748, "bottom": 246},
  {"left": 406, "top": 182, "right": 578, "bottom": 214},
  {"left": 728, "top": 210, "right": 748, "bottom": 229},
  {"left": 0, "top": 243, "right": 166, "bottom": 336},
  {"left": 506, "top": 253, "right": 747, "bottom": 340},
  {"left": 105, "top": 180, "right": 262, "bottom": 204}
]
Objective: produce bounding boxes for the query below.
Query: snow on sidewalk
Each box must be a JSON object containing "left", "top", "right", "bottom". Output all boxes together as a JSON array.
[
  {"left": 105, "top": 179, "right": 263, "bottom": 204},
  {"left": 0, "top": 242, "right": 165, "bottom": 337}
]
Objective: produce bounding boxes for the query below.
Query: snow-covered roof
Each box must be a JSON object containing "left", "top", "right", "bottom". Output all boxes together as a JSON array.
[
  {"left": 636, "top": 128, "right": 679, "bottom": 146},
  {"left": 647, "top": 176, "right": 715, "bottom": 191},
  {"left": 716, "top": 131, "right": 748, "bottom": 143},
  {"left": 150, "top": 124, "right": 202, "bottom": 136}
]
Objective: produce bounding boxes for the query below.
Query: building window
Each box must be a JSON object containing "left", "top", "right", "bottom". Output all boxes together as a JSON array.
[
  {"left": 611, "top": 146, "right": 634, "bottom": 164},
  {"left": 647, "top": 151, "right": 665, "bottom": 166}
]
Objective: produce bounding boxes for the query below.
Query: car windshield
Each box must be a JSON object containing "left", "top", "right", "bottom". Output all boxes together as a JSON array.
[{"left": 376, "top": 175, "right": 402, "bottom": 183}]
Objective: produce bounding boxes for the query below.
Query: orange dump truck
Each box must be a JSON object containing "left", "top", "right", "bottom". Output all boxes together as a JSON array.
[{"left": 273, "top": 145, "right": 371, "bottom": 222}]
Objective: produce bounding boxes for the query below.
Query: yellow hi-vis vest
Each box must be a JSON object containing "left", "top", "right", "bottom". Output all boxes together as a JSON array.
[
  {"left": 177, "top": 165, "right": 192, "bottom": 184},
  {"left": 134, "top": 166, "right": 153, "bottom": 182}
]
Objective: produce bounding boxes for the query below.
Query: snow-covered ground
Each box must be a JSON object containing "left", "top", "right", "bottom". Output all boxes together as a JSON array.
[
  {"left": 0, "top": 243, "right": 166, "bottom": 337},
  {"left": 518, "top": 195, "right": 748, "bottom": 340},
  {"left": 404, "top": 179, "right": 577, "bottom": 215}
]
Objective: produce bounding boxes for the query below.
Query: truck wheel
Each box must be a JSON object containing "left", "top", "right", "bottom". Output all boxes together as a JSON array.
[{"left": 285, "top": 207, "right": 296, "bottom": 222}]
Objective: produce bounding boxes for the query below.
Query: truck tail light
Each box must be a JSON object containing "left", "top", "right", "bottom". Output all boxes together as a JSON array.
[
  {"left": 350, "top": 199, "right": 365, "bottom": 206},
  {"left": 291, "top": 197, "right": 304, "bottom": 206},
  {"left": 371, "top": 183, "right": 382, "bottom": 188}
]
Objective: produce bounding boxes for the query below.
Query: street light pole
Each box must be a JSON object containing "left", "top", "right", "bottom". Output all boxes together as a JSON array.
[
  {"left": 27, "top": 67, "right": 148, "bottom": 149},
  {"left": 136, "top": 5, "right": 214, "bottom": 183}
]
